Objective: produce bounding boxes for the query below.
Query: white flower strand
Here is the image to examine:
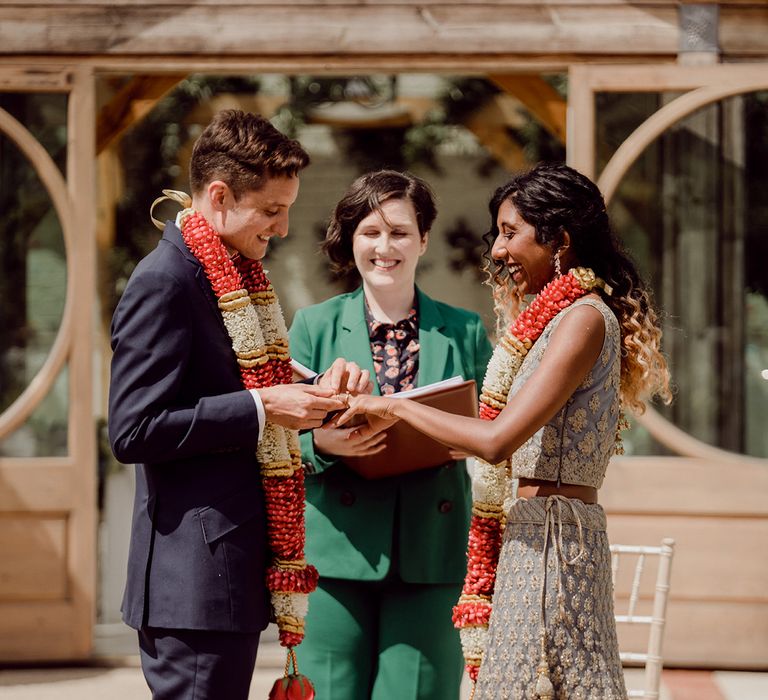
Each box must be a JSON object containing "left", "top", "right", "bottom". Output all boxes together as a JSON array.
[
  {"left": 257, "top": 422, "right": 289, "bottom": 465},
  {"left": 176, "top": 203, "right": 314, "bottom": 648},
  {"left": 221, "top": 302, "right": 266, "bottom": 355},
  {"left": 471, "top": 458, "right": 508, "bottom": 506},
  {"left": 459, "top": 626, "right": 487, "bottom": 663},
  {"left": 272, "top": 591, "right": 310, "bottom": 620}
]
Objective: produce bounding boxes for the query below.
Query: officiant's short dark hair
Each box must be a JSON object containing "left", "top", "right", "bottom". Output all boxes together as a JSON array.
[
  {"left": 190, "top": 109, "right": 309, "bottom": 198},
  {"left": 323, "top": 170, "right": 436, "bottom": 275}
]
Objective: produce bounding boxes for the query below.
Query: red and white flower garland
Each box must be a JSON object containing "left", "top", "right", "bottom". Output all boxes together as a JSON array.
[
  {"left": 452, "top": 267, "right": 611, "bottom": 684},
  {"left": 178, "top": 207, "right": 318, "bottom": 649}
]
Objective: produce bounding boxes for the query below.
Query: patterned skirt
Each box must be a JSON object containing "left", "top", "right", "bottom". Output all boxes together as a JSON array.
[{"left": 475, "top": 496, "right": 627, "bottom": 700}]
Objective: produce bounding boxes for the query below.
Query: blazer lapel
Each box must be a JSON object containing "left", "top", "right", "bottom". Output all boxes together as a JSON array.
[
  {"left": 416, "top": 288, "right": 451, "bottom": 387},
  {"left": 341, "top": 288, "right": 381, "bottom": 396},
  {"left": 163, "top": 221, "right": 228, "bottom": 331}
]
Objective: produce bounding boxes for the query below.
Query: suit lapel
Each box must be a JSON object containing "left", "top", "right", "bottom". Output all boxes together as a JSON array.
[
  {"left": 163, "top": 221, "right": 228, "bottom": 331},
  {"left": 341, "top": 288, "right": 381, "bottom": 396},
  {"left": 194, "top": 266, "right": 224, "bottom": 323},
  {"left": 341, "top": 287, "right": 453, "bottom": 393},
  {"left": 416, "top": 288, "right": 451, "bottom": 387}
]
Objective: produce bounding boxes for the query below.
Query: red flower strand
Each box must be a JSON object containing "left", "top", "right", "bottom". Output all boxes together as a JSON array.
[
  {"left": 453, "top": 269, "right": 594, "bottom": 681},
  {"left": 180, "top": 210, "right": 317, "bottom": 647}
]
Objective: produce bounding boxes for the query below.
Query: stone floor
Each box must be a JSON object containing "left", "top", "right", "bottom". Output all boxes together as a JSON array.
[{"left": 0, "top": 624, "right": 766, "bottom": 699}]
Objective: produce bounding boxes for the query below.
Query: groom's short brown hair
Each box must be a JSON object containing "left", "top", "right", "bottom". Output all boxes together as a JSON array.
[{"left": 189, "top": 109, "right": 310, "bottom": 198}]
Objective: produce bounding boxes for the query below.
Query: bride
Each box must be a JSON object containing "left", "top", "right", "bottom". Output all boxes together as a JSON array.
[{"left": 335, "top": 162, "right": 671, "bottom": 700}]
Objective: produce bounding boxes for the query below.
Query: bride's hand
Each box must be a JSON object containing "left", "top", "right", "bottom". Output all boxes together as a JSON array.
[{"left": 334, "top": 394, "right": 398, "bottom": 427}]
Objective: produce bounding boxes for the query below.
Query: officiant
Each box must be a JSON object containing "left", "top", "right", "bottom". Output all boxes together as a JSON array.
[{"left": 288, "top": 170, "right": 492, "bottom": 700}]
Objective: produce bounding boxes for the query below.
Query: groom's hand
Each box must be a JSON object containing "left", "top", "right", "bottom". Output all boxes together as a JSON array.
[
  {"left": 257, "top": 384, "right": 346, "bottom": 430},
  {"left": 317, "top": 358, "right": 373, "bottom": 395}
]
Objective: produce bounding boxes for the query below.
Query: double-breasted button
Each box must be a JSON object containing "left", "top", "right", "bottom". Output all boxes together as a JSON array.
[
  {"left": 438, "top": 499, "right": 453, "bottom": 514},
  {"left": 340, "top": 490, "right": 356, "bottom": 506}
]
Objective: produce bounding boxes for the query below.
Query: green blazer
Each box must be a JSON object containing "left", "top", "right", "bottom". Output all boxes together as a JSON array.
[{"left": 289, "top": 287, "right": 493, "bottom": 584}]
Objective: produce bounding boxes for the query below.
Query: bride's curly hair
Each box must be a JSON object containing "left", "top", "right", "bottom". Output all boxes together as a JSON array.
[{"left": 482, "top": 162, "right": 672, "bottom": 414}]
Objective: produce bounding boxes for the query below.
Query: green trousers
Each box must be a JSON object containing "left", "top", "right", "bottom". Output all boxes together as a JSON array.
[{"left": 297, "top": 575, "right": 464, "bottom": 700}]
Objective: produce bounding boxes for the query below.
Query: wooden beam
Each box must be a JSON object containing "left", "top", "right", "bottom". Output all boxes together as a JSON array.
[
  {"left": 462, "top": 96, "right": 528, "bottom": 173},
  {"left": 96, "top": 75, "right": 185, "bottom": 154},
  {"left": 1, "top": 1, "right": 760, "bottom": 6},
  {"left": 0, "top": 4, "right": 681, "bottom": 57},
  {"left": 1, "top": 4, "right": 766, "bottom": 62},
  {"left": 68, "top": 64, "right": 99, "bottom": 659},
  {"left": 489, "top": 73, "right": 567, "bottom": 143},
  {"left": 567, "top": 65, "right": 596, "bottom": 175}
]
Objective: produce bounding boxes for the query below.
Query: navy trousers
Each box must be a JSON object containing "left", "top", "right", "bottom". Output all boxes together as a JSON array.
[{"left": 138, "top": 627, "right": 261, "bottom": 700}]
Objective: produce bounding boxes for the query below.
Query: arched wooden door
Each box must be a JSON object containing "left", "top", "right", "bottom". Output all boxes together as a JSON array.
[
  {"left": 568, "top": 63, "right": 768, "bottom": 668},
  {"left": 0, "top": 65, "right": 97, "bottom": 660}
]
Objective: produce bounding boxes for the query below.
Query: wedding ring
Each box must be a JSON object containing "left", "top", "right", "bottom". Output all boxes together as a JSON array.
[{"left": 342, "top": 392, "right": 351, "bottom": 406}]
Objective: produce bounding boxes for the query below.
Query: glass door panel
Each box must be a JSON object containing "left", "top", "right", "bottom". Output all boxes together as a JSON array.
[{"left": 595, "top": 90, "right": 768, "bottom": 458}]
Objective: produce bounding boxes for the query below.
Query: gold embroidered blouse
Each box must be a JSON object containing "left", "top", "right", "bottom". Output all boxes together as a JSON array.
[{"left": 509, "top": 297, "right": 621, "bottom": 489}]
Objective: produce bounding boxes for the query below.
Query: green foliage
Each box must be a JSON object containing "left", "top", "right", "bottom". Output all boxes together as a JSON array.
[
  {"left": 440, "top": 77, "right": 500, "bottom": 123},
  {"left": 108, "top": 74, "right": 566, "bottom": 312},
  {"left": 445, "top": 217, "right": 488, "bottom": 282}
]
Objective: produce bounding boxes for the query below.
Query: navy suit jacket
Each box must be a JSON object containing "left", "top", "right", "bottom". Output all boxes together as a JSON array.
[{"left": 108, "top": 221, "right": 270, "bottom": 633}]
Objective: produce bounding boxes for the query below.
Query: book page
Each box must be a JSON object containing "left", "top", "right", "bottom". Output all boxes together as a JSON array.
[
  {"left": 290, "top": 358, "right": 318, "bottom": 381},
  {"left": 390, "top": 376, "right": 465, "bottom": 400}
]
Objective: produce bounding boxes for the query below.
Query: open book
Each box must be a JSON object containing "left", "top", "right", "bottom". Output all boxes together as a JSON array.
[
  {"left": 343, "top": 377, "right": 478, "bottom": 479},
  {"left": 290, "top": 360, "right": 478, "bottom": 479}
]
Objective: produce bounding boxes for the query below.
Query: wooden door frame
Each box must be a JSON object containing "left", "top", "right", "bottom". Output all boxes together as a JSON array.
[
  {"left": 0, "top": 65, "right": 96, "bottom": 660},
  {"left": 567, "top": 62, "right": 768, "bottom": 468},
  {"left": 3, "top": 57, "right": 767, "bottom": 661},
  {"left": 566, "top": 64, "right": 768, "bottom": 669}
]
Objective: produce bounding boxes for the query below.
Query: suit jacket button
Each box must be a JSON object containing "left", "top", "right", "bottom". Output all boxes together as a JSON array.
[
  {"left": 340, "top": 490, "right": 356, "bottom": 506},
  {"left": 438, "top": 499, "right": 453, "bottom": 514}
]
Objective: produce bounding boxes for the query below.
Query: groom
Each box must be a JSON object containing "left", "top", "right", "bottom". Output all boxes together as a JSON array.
[{"left": 108, "top": 109, "right": 368, "bottom": 699}]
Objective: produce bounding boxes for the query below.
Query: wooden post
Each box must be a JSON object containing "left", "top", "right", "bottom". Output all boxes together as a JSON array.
[{"left": 67, "top": 64, "right": 97, "bottom": 658}]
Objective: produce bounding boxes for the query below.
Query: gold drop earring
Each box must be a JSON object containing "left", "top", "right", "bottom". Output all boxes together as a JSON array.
[{"left": 553, "top": 251, "right": 562, "bottom": 278}]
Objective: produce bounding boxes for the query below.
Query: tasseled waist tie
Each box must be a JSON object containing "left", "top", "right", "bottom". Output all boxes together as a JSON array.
[{"left": 535, "top": 495, "right": 587, "bottom": 699}]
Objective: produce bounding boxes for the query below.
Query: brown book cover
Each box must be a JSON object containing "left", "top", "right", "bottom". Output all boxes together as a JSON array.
[{"left": 343, "top": 378, "right": 478, "bottom": 480}]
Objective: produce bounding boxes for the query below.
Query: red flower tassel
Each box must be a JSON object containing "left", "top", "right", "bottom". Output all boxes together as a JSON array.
[{"left": 269, "top": 649, "right": 315, "bottom": 700}]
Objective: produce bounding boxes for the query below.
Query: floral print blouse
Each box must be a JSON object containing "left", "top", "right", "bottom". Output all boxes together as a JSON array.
[{"left": 365, "top": 297, "right": 420, "bottom": 395}]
